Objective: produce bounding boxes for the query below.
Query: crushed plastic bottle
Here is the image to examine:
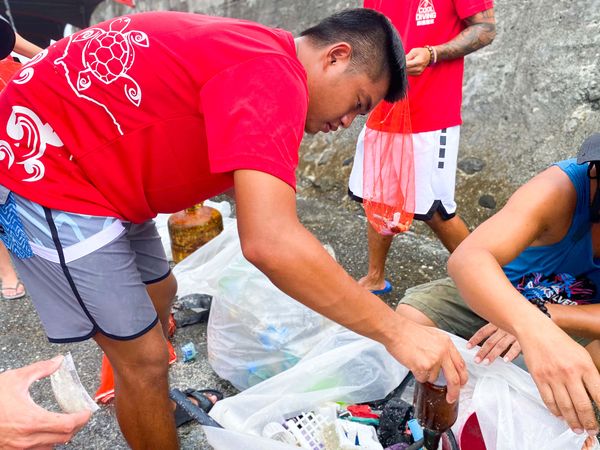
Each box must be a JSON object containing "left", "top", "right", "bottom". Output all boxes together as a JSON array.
[{"left": 181, "top": 342, "right": 197, "bottom": 362}]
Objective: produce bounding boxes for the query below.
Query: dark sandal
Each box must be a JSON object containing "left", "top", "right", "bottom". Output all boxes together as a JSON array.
[{"left": 171, "top": 388, "right": 223, "bottom": 427}]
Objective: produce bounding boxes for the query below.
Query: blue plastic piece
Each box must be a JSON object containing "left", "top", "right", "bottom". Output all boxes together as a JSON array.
[
  {"left": 407, "top": 419, "right": 424, "bottom": 449},
  {"left": 181, "top": 342, "right": 197, "bottom": 362}
]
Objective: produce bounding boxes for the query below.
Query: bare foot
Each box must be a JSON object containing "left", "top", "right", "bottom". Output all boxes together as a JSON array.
[
  {"left": 171, "top": 392, "right": 218, "bottom": 412},
  {"left": 358, "top": 275, "right": 387, "bottom": 292}
]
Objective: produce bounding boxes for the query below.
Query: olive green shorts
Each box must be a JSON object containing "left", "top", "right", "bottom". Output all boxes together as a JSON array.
[{"left": 399, "top": 277, "right": 591, "bottom": 347}]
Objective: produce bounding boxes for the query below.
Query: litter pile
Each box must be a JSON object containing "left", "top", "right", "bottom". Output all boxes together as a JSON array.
[{"left": 258, "top": 374, "right": 458, "bottom": 450}]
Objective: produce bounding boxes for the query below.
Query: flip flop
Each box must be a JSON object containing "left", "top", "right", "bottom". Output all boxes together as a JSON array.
[
  {"left": 371, "top": 279, "right": 392, "bottom": 296},
  {"left": 171, "top": 388, "right": 223, "bottom": 427},
  {"left": 1, "top": 281, "right": 25, "bottom": 300}
]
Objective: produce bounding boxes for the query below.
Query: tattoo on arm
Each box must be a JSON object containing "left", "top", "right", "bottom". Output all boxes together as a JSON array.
[{"left": 435, "top": 8, "right": 496, "bottom": 62}]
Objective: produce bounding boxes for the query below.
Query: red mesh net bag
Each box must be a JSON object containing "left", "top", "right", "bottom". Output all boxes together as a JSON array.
[
  {"left": 0, "top": 57, "right": 21, "bottom": 91},
  {"left": 362, "top": 98, "right": 415, "bottom": 235}
]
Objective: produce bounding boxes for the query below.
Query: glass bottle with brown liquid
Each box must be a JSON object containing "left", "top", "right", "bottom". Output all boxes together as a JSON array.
[
  {"left": 413, "top": 372, "right": 459, "bottom": 449},
  {"left": 168, "top": 202, "right": 224, "bottom": 263}
]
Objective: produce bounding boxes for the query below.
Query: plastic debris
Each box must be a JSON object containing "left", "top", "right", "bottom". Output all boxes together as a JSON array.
[
  {"left": 50, "top": 353, "right": 99, "bottom": 414},
  {"left": 181, "top": 342, "right": 197, "bottom": 362},
  {"left": 262, "top": 422, "right": 298, "bottom": 446},
  {"left": 322, "top": 419, "right": 383, "bottom": 450}
]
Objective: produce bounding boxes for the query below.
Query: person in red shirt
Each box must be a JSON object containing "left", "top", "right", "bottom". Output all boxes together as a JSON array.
[
  {"left": 0, "top": 10, "right": 467, "bottom": 449},
  {"left": 348, "top": 0, "right": 496, "bottom": 294}
]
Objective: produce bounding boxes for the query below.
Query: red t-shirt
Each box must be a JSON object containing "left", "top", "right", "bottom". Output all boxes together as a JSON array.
[
  {"left": 365, "top": 0, "right": 493, "bottom": 132},
  {"left": 0, "top": 12, "right": 307, "bottom": 223}
]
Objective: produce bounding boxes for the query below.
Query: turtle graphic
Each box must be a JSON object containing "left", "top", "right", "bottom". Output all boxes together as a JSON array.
[{"left": 68, "top": 17, "right": 148, "bottom": 107}]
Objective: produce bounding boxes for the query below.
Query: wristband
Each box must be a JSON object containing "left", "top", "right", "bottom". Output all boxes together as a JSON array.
[
  {"left": 526, "top": 296, "right": 551, "bottom": 318},
  {"left": 424, "top": 45, "right": 437, "bottom": 66}
]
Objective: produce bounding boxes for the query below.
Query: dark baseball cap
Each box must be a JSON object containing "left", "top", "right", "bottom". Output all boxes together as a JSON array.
[
  {"left": 577, "top": 133, "right": 600, "bottom": 164},
  {"left": 0, "top": 16, "right": 15, "bottom": 60}
]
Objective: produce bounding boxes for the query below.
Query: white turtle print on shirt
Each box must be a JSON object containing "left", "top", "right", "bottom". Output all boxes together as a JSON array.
[
  {"left": 54, "top": 17, "right": 149, "bottom": 135},
  {"left": 0, "top": 106, "right": 64, "bottom": 182}
]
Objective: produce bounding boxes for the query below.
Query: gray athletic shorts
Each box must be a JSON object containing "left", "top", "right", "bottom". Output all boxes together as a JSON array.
[{"left": 3, "top": 188, "right": 169, "bottom": 343}]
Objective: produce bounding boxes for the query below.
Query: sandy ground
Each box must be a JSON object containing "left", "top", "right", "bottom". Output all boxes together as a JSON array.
[{"left": 0, "top": 195, "right": 448, "bottom": 449}]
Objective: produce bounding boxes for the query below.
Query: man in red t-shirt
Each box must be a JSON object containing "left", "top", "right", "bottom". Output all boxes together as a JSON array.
[
  {"left": 0, "top": 9, "right": 468, "bottom": 449},
  {"left": 349, "top": 0, "right": 496, "bottom": 294}
]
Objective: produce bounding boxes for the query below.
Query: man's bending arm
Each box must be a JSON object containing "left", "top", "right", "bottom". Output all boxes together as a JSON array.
[{"left": 234, "top": 169, "right": 467, "bottom": 402}]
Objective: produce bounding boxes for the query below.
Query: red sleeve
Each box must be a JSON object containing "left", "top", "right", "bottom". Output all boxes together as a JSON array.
[
  {"left": 454, "top": 0, "right": 494, "bottom": 20},
  {"left": 200, "top": 55, "right": 308, "bottom": 190},
  {"left": 363, "top": 0, "right": 377, "bottom": 9}
]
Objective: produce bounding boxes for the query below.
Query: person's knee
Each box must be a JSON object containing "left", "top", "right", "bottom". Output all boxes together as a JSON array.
[
  {"left": 118, "top": 346, "right": 170, "bottom": 387},
  {"left": 395, "top": 303, "right": 437, "bottom": 327},
  {"left": 104, "top": 330, "right": 170, "bottom": 385}
]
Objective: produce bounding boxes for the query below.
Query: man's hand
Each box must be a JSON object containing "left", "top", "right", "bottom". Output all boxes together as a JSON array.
[
  {"left": 388, "top": 319, "right": 468, "bottom": 403},
  {"left": 467, "top": 323, "right": 522, "bottom": 364},
  {"left": 519, "top": 327, "right": 600, "bottom": 436},
  {"left": 0, "top": 356, "right": 91, "bottom": 450},
  {"left": 405, "top": 47, "right": 431, "bottom": 76}
]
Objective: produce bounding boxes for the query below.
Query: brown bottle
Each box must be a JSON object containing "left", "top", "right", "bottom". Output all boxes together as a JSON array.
[
  {"left": 414, "top": 372, "right": 459, "bottom": 449},
  {"left": 168, "top": 203, "right": 224, "bottom": 263}
]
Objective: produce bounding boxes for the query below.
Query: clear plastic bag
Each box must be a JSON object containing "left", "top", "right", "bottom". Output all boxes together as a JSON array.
[
  {"left": 207, "top": 329, "right": 406, "bottom": 449},
  {"left": 206, "top": 331, "right": 591, "bottom": 450},
  {"left": 172, "top": 221, "right": 340, "bottom": 390}
]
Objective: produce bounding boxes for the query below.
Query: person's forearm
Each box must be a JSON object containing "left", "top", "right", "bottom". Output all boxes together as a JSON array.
[
  {"left": 242, "top": 220, "right": 403, "bottom": 346},
  {"left": 448, "top": 247, "right": 554, "bottom": 339},
  {"left": 549, "top": 304, "right": 600, "bottom": 339},
  {"left": 14, "top": 33, "right": 43, "bottom": 58},
  {"left": 433, "top": 10, "right": 496, "bottom": 62}
]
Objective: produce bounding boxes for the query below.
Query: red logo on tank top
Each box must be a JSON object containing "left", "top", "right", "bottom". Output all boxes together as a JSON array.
[{"left": 416, "top": 0, "right": 436, "bottom": 26}]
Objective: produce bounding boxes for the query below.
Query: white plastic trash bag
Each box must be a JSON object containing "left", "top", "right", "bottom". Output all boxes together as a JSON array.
[
  {"left": 208, "top": 329, "right": 407, "bottom": 449},
  {"left": 172, "top": 219, "right": 340, "bottom": 390},
  {"left": 451, "top": 333, "right": 593, "bottom": 450},
  {"left": 206, "top": 330, "right": 591, "bottom": 450}
]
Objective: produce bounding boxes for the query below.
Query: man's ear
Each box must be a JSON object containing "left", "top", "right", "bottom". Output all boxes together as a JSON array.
[{"left": 326, "top": 42, "right": 352, "bottom": 67}]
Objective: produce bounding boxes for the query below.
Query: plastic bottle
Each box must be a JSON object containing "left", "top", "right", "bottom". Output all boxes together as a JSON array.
[
  {"left": 413, "top": 371, "right": 459, "bottom": 449},
  {"left": 168, "top": 202, "right": 223, "bottom": 263}
]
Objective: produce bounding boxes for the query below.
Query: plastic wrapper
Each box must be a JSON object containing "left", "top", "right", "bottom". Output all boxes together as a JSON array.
[
  {"left": 50, "top": 353, "right": 99, "bottom": 414},
  {"left": 362, "top": 99, "right": 415, "bottom": 235}
]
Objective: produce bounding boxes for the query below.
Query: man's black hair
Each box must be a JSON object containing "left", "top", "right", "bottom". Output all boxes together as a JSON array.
[{"left": 300, "top": 8, "right": 407, "bottom": 102}]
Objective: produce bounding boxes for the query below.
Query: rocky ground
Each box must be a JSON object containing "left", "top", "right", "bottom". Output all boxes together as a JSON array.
[{"left": 0, "top": 186, "right": 451, "bottom": 449}]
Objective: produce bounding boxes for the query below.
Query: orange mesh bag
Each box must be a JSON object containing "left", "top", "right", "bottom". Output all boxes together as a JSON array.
[
  {"left": 362, "top": 98, "right": 415, "bottom": 235},
  {"left": 0, "top": 57, "right": 21, "bottom": 91}
]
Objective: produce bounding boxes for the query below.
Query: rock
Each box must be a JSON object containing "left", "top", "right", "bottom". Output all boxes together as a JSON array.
[
  {"left": 458, "top": 157, "right": 486, "bottom": 174},
  {"left": 478, "top": 194, "right": 497, "bottom": 209},
  {"left": 316, "top": 148, "right": 335, "bottom": 165},
  {"left": 342, "top": 156, "right": 354, "bottom": 166}
]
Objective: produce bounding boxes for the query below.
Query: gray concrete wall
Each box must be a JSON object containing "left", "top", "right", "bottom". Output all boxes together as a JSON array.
[{"left": 93, "top": 0, "right": 600, "bottom": 228}]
